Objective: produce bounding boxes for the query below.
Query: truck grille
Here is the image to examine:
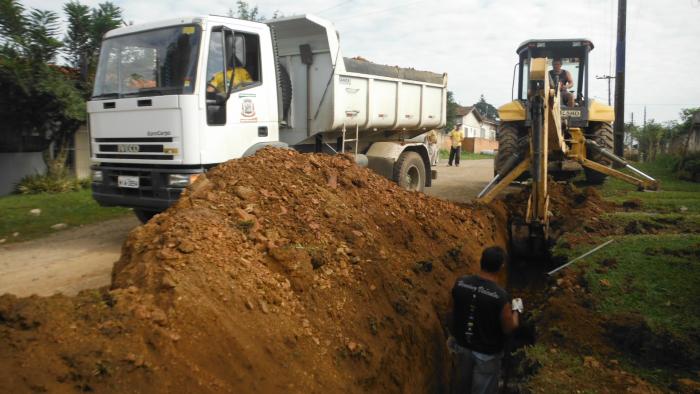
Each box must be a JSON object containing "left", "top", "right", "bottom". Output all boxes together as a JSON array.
[{"left": 95, "top": 137, "right": 175, "bottom": 160}]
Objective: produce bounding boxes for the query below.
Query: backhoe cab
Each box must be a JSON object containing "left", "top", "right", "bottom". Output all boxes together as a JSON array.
[
  {"left": 497, "top": 39, "right": 615, "bottom": 184},
  {"left": 480, "top": 39, "right": 658, "bottom": 257}
]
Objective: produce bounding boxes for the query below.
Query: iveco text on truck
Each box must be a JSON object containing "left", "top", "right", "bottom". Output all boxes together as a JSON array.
[{"left": 89, "top": 14, "right": 447, "bottom": 222}]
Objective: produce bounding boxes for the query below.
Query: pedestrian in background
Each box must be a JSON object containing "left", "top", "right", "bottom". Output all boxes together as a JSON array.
[
  {"left": 447, "top": 246, "right": 523, "bottom": 394},
  {"left": 425, "top": 129, "right": 439, "bottom": 166},
  {"left": 448, "top": 124, "right": 464, "bottom": 167}
]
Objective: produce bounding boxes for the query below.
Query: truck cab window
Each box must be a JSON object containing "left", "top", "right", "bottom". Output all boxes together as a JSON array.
[{"left": 205, "top": 30, "right": 262, "bottom": 125}]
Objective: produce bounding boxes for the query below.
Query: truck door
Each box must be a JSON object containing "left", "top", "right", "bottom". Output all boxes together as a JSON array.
[{"left": 203, "top": 27, "right": 269, "bottom": 162}]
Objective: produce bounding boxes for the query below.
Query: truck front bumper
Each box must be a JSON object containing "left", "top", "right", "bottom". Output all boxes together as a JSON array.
[{"left": 91, "top": 164, "right": 205, "bottom": 211}]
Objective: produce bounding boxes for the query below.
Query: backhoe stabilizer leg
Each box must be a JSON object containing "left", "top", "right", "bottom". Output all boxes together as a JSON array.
[
  {"left": 581, "top": 141, "right": 658, "bottom": 190},
  {"left": 580, "top": 158, "right": 659, "bottom": 190},
  {"left": 477, "top": 151, "right": 525, "bottom": 199},
  {"left": 477, "top": 158, "right": 531, "bottom": 204}
]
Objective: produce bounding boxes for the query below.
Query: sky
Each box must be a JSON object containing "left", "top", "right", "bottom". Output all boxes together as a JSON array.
[{"left": 23, "top": 0, "right": 700, "bottom": 123}]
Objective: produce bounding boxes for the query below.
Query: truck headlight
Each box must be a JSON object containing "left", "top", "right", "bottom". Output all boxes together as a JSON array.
[
  {"left": 92, "top": 170, "right": 103, "bottom": 182},
  {"left": 168, "top": 174, "right": 199, "bottom": 187}
]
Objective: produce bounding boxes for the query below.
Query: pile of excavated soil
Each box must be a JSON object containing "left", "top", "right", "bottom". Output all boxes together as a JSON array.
[
  {"left": 503, "top": 181, "right": 616, "bottom": 243},
  {"left": 0, "top": 148, "right": 509, "bottom": 393}
]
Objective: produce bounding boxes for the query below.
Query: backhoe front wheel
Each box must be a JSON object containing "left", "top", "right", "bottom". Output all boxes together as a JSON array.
[
  {"left": 393, "top": 151, "right": 426, "bottom": 192},
  {"left": 584, "top": 123, "right": 614, "bottom": 184}
]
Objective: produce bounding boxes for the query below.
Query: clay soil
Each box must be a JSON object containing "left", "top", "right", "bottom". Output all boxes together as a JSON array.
[{"left": 0, "top": 148, "right": 510, "bottom": 393}]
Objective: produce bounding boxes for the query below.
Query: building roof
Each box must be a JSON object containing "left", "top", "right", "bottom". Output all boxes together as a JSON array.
[{"left": 454, "top": 105, "right": 484, "bottom": 122}]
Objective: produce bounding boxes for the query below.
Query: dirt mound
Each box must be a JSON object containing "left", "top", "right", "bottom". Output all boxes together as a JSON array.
[
  {"left": 0, "top": 148, "right": 508, "bottom": 393},
  {"left": 503, "top": 181, "right": 615, "bottom": 242}
]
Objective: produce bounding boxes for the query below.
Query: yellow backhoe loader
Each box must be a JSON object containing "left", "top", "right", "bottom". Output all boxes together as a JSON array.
[{"left": 478, "top": 39, "right": 658, "bottom": 256}]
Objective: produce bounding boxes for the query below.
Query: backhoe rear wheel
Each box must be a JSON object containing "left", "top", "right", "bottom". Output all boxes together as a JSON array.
[
  {"left": 494, "top": 123, "right": 521, "bottom": 177},
  {"left": 584, "top": 122, "right": 614, "bottom": 184},
  {"left": 393, "top": 151, "right": 426, "bottom": 192}
]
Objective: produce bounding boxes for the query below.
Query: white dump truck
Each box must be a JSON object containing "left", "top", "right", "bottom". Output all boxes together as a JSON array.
[{"left": 88, "top": 14, "right": 447, "bottom": 222}]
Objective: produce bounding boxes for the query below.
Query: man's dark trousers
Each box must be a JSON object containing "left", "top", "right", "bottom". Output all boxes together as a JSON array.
[{"left": 448, "top": 146, "right": 461, "bottom": 166}]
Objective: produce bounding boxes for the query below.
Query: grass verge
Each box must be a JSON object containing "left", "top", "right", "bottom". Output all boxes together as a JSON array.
[{"left": 0, "top": 189, "right": 129, "bottom": 244}]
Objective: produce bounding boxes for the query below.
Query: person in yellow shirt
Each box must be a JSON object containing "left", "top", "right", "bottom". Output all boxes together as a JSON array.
[
  {"left": 424, "top": 129, "right": 439, "bottom": 166},
  {"left": 448, "top": 123, "right": 464, "bottom": 167},
  {"left": 206, "top": 67, "right": 253, "bottom": 94}
]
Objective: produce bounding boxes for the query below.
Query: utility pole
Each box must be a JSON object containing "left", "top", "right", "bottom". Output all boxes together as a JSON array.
[
  {"left": 596, "top": 75, "right": 615, "bottom": 105},
  {"left": 613, "top": 0, "right": 627, "bottom": 157}
]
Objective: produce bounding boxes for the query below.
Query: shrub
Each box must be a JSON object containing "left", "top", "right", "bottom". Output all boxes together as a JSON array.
[
  {"left": 15, "top": 174, "right": 90, "bottom": 194},
  {"left": 675, "top": 152, "right": 700, "bottom": 182}
]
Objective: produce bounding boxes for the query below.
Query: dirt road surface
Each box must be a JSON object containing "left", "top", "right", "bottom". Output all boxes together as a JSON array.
[
  {"left": 0, "top": 159, "right": 495, "bottom": 298},
  {"left": 426, "top": 159, "right": 496, "bottom": 202},
  {"left": 0, "top": 216, "right": 139, "bottom": 297}
]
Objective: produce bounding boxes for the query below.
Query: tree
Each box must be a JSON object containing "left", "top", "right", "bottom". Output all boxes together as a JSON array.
[
  {"left": 444, "top": 90, "right": 459, "bottom": 131},
  {"left": 473, "top": 94, "right": 499, "bottom": 121},
  {"left": 229, "top": 0, "right": 263, "bottom": 21},
  {"left": 228, "top": 1, "right": 283, "bottom": 21},
  {"left": 63, "top": 1, "right": 122, "bottom": 94},
  {"left": 0, "top": 0, "right": 85, "bottom": 176}
]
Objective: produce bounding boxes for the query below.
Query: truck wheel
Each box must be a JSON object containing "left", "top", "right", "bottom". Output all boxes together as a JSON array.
[
  {"left": 584, "top": 122, "right": 614, "bottom": 185},
  {"left": 393, "top": 151, "right": 425, "bottom": 192},
  {"left": 134, "top": 209, "right": 158, "bottom": 224},
  {"left": 494, "top": 123, "right": 520, "bottom": 176}
]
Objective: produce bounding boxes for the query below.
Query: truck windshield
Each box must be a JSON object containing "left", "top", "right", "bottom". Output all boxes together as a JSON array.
[{"left": 93, "top": 24, "right": 201, "bottom": 99}]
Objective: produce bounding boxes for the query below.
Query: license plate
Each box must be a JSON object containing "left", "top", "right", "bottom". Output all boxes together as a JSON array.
[{"left": 117, "top": 175, "right": 139, "bottom": 188}]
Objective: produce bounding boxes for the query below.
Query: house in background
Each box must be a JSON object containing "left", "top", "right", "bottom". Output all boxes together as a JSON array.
[{"left": 445, "top": 105, "right": 500, "bottom": 153}]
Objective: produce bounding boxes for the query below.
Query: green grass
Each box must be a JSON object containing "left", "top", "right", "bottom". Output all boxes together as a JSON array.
[
  {"left": 599, "top": 156, "right": 700, "bottom": 213},
  {"left": 546, "top": 156, "right": 700, "bottom": 389},
  {"left": 0, "top": 189, "right": 129, "bottom": 244},
  {"left": 578, "top": 234, "right": 700, "bottom": 335},
  {"left": 438, "top": 149, "right": 495, "bottom": 161}
]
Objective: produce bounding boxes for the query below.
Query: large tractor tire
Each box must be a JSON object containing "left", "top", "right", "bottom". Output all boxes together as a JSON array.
[
  {"left": 494, "top": 123, "right": 521, "bottom": 177},
  {"left": 584, "top": 122, "right": 614, "bottom": 184},
  {"left": 393, "top": 151, "right": 426, "bottom": 192}
]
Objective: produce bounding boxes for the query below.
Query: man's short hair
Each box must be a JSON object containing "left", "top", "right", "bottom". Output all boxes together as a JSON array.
[
  {"left": 480, "top": 246, "right": 506, "bottom": 273},
  {"left": 456, "top": 123, "right": 463, "bottom": 128},
  {"left": 553, "top": 58, "right": 562, "bottom": 64}
]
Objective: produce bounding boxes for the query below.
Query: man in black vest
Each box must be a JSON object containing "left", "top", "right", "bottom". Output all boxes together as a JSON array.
[{"left": 448, "top": 246, "right": 522, "bottom": 394}]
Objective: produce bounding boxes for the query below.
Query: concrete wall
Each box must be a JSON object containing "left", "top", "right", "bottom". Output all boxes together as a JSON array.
[
  {"left": 0, "top": 152, "right": 46, "bottom": 195},
  {"left": 462, "top": 137, "right": 499, "bottom": 153}
]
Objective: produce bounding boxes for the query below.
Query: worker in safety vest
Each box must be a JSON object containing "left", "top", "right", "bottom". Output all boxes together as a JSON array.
[
  {"left": 448, "top": 123, "right": 464, "bottom": 167},
  {"left": 206, "top": 67, "right": 253, "bottom": 94},
  {"left": 424, "top": 129, "right": 439, "bottom": 166}
]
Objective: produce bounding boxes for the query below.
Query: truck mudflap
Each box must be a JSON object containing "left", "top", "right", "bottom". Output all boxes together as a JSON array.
[{"left": 91, "top": 164, "right": 205, "bottom": 211}]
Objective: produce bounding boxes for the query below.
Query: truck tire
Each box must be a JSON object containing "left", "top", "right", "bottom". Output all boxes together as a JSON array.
[
  {"left": 134, "top": 209, "right": 158, "bottom": 224},
  {"left": 279, "top": 64, "right": 292, "bottom": 120},
  {"left": 393, "top": 151, "right": 425, "bottom": 192},
  {"left": 494, "top": 123, "right": 520, "bottom": 176},
  {"left": 584, "top": 122, "right": 614, "bottom": 185}
]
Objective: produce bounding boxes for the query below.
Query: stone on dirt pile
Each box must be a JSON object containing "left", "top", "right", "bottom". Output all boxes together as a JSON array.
[{"left": 0, "top": 148, "right": 507, "bottom": 393}]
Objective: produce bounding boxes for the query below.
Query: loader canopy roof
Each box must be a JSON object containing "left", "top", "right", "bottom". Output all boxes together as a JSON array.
[{"left": 517, "top": 39, "right": 594, "bottom": 59}]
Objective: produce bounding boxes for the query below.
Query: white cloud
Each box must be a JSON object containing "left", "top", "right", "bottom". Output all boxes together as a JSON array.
[{"left": 24, "top": 0, "right": 700, "bottom": 122}]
